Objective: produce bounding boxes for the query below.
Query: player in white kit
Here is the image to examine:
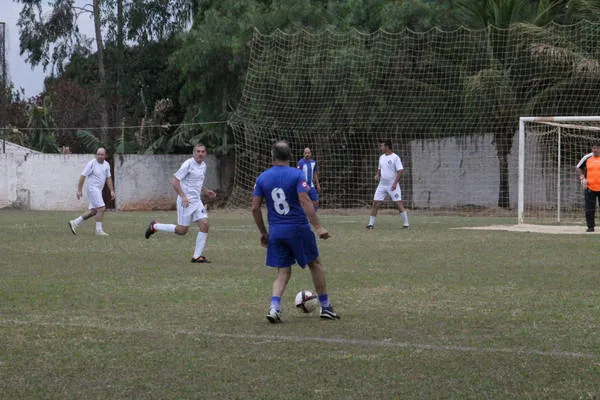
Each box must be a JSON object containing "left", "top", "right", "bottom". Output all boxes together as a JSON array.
[
  {"left": 68, "top": 147, "right": 115, "bottom": 236},
  {"left": 366, "top": 140, "right": 409, "bottom": 230},
  {"left": 144, "top": 144, "right": 217, "bottom": 263}
]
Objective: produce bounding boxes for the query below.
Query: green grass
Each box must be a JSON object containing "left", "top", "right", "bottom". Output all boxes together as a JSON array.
[{"left": 0, "top": 209, "right": 598, "bottom": 399}]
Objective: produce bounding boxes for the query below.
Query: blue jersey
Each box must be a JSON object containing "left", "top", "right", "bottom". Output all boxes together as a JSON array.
[
  {"left": 297, "top": 158, "right": 318, "bottom": 188},
  {"left": 253, "top": 166, "right": 310, "bottom": 227}
]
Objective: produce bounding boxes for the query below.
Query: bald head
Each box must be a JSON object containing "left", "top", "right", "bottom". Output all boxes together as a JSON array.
[
  {"left": 96, "top": 147, "right": 107, "bottom": 163},
  {"left": 303, "top": 147, "right": 312, "bottom": 160},
  {"left": 272, "top": 141, "right": 291, "bottom": 162}
]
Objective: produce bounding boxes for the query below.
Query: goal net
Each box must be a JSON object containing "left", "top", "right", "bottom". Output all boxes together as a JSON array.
[
  {"left": 519, "top": 116, "right": 600, "bottom": 224},
  {"left": 228, "top": 26, "right": 600, "bottom": 214}
]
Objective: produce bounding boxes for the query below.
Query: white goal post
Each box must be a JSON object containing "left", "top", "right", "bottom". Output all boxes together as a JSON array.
[{"left": 518, "top": 116, "right": 600, "bottom": 224}]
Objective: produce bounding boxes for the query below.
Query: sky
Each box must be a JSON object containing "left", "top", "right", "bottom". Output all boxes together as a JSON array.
[{"left": 2, "top": 0, "right": 94, "bottom": 98}]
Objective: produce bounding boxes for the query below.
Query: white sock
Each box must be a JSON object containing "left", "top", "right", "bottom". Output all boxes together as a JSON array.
[
  {"left": 369, "top": 216, "right": 376, "bottom": 226},
  {"left": 155, "top": 223, "right": 176, "bottom": 233},
  {"left": 74, "top": 216, "right": 84, "bottom": 225},
  {"left": 96, "top": 222, "right": 103, "bottom": 232},
  {"left": 193, "top": 232, "right": 208, "bottom": 258},
  {"left": 401, "top": 211, "right": 409, "bottom": 227}
]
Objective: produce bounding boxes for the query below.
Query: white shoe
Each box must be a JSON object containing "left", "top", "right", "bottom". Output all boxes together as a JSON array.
[
  {"left": 68, "top": 220, "right": 77, "bottom": 235},
  {"left": 95, "top": 231, "right": 109, "bottom": 236},
  {"left": 266, "top": 308, "right": 281, "bottom": 323}
]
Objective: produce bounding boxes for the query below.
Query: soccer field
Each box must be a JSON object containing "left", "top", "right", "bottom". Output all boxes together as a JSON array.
[{"left": 0, "top": 209, "right": 598, "bottom": 399}]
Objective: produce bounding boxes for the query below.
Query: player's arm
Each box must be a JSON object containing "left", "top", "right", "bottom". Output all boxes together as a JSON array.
[
  {"left": 76, "top": 175, "right": 86, "bottom": 199},
  {"left": 299, "top": 192, "right": 329, "bottom": 239},
  {"left": 251, "top": 195, "right": 268, "bottom": 247},
  {"left": 375, "top": 169, "right": 381, "bottom": 182},
  {"left": 576, "top": 166, "right": 587, "bottom": 186},
  {"left": 171, "top": 176, "right": 190, "bottom": 206},
  {"left": 314, "top": 169, "right": 321, "bottom": 191},
  {"left": 106, "top": 176, "right": 115, "bottom": 200},
  {"left": 392, "top": 169, "right": 403, "bottom": 190}
]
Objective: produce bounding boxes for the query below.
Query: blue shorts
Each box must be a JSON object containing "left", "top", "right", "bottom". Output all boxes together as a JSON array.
[
  {"left": 266, "top": 224, "right": 319, "bottom": 268},
  {"left": 308, "top": 187, "right": 319, "bottom": 202}
]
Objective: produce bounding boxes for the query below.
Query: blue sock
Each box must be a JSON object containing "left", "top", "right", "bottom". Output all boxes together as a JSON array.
[
  {"left": 270, "top": 296, "right": 281, "bottom": 311},
  {"left": 318, "top": 293, "right": 330, "bottom": 308}
]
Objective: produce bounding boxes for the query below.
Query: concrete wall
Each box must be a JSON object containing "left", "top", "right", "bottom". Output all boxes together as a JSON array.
[
  {"left": 411, "top": 134, "right": 508, "bottom": 209},
  {"left": 0, "top": 140, "right": 580, "bottom": 211},
  {"left": 21, "top": 154, "right": 92, "bottom": 210},
  {"left": 114, "top": 154, "right": 219, "bottom": 211},
  {"left": 0, "top": 154, "right": 19, "bottom": 208},
  {"left": 410, "top": 132, "right": 582, "bottom": 210},
  {"left": 0, "top": 154, "right": 221, "bottom": 211}
]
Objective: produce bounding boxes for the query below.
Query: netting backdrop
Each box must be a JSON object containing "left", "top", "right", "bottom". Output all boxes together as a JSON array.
[
  {"left": 0, "top": 22, "right": 5, "bottom": 85},
  {"left": 228, "top": 23, "right": 600, "bottom": 215}
]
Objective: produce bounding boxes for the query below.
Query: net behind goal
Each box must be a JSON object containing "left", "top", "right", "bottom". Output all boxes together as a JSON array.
[
  {"left": 519, "top": 116, "right": 600, "bottom": 224},
  {"left": 228, "top": 26, "right": 600, "bottom": 214}
]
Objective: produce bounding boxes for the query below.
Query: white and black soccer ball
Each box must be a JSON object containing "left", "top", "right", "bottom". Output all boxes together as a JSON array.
[{"left": 295, "top": 290, "right": 319, "bottom": 313}]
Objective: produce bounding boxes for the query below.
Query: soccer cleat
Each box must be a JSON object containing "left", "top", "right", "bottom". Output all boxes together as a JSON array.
[
  {"left": 365, "top": 225, "right": 374, "bottom": 230},
  {"left": 587, "top": 227, "right": 595, "bottom": 232},
  {"left": 95, "top": 231, "right": 109, "bottom": 236},
  {"left": 68, "top": 220, "right": 77, "bottom": 235},
  {"left": 403, "top": 225, "right": 410, "bottom": 229},
  {"left": 266, "top": 308, "right": 281, "bottom": 323},
  {"left": 191, "top": 255, "right": 210, "bottom": 263},
  {"left": 320, "top": 305, "right": 340, "bottom": 320},
  {"left": 145, "top": 220, "right": 157, "bottom": 239}
]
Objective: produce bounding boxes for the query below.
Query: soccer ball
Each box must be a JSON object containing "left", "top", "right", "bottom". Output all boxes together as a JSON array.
[{"left": 295, "top": 290, "right": 319, "bottom": 313}]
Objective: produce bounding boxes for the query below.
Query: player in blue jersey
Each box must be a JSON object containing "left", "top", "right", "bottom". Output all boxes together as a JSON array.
[
  {"left": 252, "top": 141, "right": 340, "bottom": 323},
  {"left": 297, "top": 147, "right": 321, "bottom": 210}
]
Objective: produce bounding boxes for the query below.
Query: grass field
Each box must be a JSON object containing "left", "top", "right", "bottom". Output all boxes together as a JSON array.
[{"left": 0, "top": 208, "right": 598, "bottom": 399}]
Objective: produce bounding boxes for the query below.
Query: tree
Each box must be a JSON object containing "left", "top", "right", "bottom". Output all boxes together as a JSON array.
[
  {"left": 453, "top": 0, "right": 600, "bottom": 208},
  {"left": 15, "top": 0, "right": 196, "bottom": 148}
]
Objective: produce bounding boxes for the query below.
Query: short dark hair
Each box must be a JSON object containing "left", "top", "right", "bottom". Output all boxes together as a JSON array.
[
  {"left": 381, "top": 140, "right": 393, "bottom": 150},
  {"left": 272, "top": 140, "right": 291, "bottom": 161},
  {"left": 592, "top": 141, "right": 600, "bottom": 148}
]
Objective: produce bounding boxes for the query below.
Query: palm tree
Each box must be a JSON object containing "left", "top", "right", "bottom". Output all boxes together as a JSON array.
[{"left": 455, "top": 0, "right": 600, "bottom": 208}]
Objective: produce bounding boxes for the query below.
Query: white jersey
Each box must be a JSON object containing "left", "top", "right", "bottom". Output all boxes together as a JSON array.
[
  {"left": 82, "top": 159, "right": 111, "bottom": 192},
  {"left": 174, "top": 158, "right": 206, "bottom": 203},
  {"left": 378, "top": 152, "right": 403, "bottom": 186}
]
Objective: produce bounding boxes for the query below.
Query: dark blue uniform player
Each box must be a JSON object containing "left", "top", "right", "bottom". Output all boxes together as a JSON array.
[
  {"left": 252, "top": 141, "right": 339, "bottom": 323},
  {"left": 297, "top": 147, "right": 321, "bottom": 210}
]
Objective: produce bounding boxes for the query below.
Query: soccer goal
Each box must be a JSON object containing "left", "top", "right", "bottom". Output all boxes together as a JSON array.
[{"left": 518, "top": 116, "right": 600, "bottom": 224}]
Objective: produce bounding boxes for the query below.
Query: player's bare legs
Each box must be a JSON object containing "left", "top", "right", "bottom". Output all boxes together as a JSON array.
[
  {"left": 307, "top": 257, "right": 327, "bottom": 295},
  {"left": 81, "top": 208, "right": 98, "bottom": 221},
  {"left": 174, "top": 225, "right": 189, "bottom": 235},
  {"left": 94, "top": 206, "right": 106, "bottom": 222},
  {"left": 272, "top": 267, "right": 292, "bottom": 297},
  {"left": 69, "top": 207, "right": 108, "bottom": 235},
  {"left": 366, "top": 200, "right": 381, "bottom": 229},
  {"left": 308, "top": 257, "right": 339, "bottom": 319},
  {"left": 395, "top": 200, "right": 410, "bottom": 228},
  {"left": 266, "top": 267, "right": 291, "bottom": 323},
  {"left": 191, "top": 219, "right": 210, "bottom": 262},
  {"left": 93, "top": 206, "right": 109, "bottom": 235}
]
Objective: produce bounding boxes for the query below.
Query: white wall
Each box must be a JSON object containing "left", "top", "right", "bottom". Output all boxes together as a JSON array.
[
  {"left": 0, "top": 141, "right": 579, "bottom": 211},
  {"left": 114, "top": 154, "right": 220, "bottom": 211},
  {"left": 0, "top": 154, "right": 220, "bottom": 211},
  {"left": 411, "top": 134, "right": 517, "bottom": 209},
  {"left": 0, "top": 154, "right": 20, "bottom": 208},
  {"left": 21, "top": 154, "right": 92, "bottom": 210}
]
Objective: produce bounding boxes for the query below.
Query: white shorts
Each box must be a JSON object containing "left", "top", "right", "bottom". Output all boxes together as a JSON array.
[
  {"left": 177, "top": 198, "right": 208, "bottom": 226},
  {"left": 373, "top": 184, "right": 402, "bottom": 202},
  {"left": 87, "top": 189, "right": 105, "bottom": 209}
]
